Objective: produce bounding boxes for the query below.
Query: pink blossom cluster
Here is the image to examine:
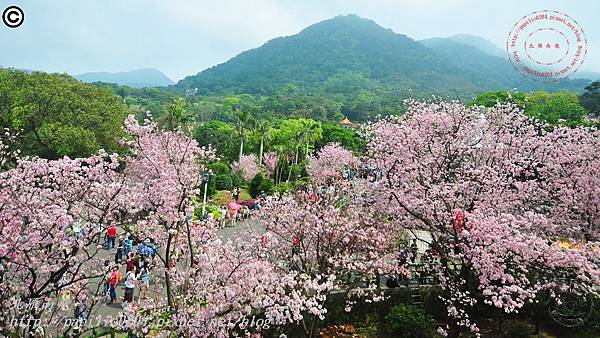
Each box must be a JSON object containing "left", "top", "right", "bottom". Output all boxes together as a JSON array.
[
  {"left": 2, "top": 101, "right": 600, "bottom": 337},
  {"left": 306, "top": 143, "right": 359, "bottom": 183},
  {"left": 0, "top": 128, "right": 20, "bottom": 169},
  {"left": 254, "top": 191, "right": 403, "bottom": 336},
  {"left": 262, "top": 152, "right": 277, "bottom": 177},
  {"left": 231, "top": 153, "right": 260, "bottom": 181},
  {"left": 364, "top": 100, "right": 600, "bottom": 336},
  {"left": 0, "top": 150, "right": 123, "bottom": 332}
]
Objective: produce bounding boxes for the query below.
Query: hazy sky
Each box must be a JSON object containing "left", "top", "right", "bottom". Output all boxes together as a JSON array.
[{"left": 1, "top": 0, "right": 599, "bottom": 81}]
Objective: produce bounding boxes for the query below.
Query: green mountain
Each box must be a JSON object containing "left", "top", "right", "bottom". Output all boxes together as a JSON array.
[
  {"left": 75, "top": 68, "right": 174, "bottom": 88},
  {"left": 175, "top": 15, "right": 591, "bottom": 97},
  {"left": 434, "top": 34, "right": 505, "bottom": 58},
  {"left": 419, "top": 37, "right": 599, "bottom": 92}
]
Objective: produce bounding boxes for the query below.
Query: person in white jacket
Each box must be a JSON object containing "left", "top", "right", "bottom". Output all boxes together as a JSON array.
[{"left": 124, "top": 266, "right": 137, "bottom": 303}]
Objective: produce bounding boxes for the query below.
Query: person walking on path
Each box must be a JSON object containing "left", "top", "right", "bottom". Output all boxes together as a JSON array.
[
  {"left": 137, "top": 239, "right": 152, "bottom": 259},
  {"left": 126, "top": 252, "right": 136, "bottom": 273},
  {"left": 228, "top": 207, "right": 237, "bottom": 228},
  {"left": 410, "top": 239, "right": 419, "bottom": 263},
  {"left": 124, "top": 266, "right": 137, "bottom": 303},
  {"left": 107, "top": 266, "right": 122, "bottom": 304},
  {"left": 219, "top": 206, "right": 227, "bottom": 229},
  {"left": 106, "top": 225, "right": 117, "bottom": 249},
  {"left": 74, "top": 298, "right": 87, "bottom": 320},
  {"left": 115, "top": 236, "right": 124, "bottom": 264},
  {"left": 124, "top": 234, "right": 134, "bottom": 258},
  {"left": 138, "top": 262, "right": 150, "bottom": 299},
  {"left": 102, "top": 259, "right": 111, "bottom": 296}
]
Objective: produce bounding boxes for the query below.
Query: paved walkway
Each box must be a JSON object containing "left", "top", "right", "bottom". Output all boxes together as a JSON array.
[{"left": 86, "top": 219, "right": 263, "bottom": 326}]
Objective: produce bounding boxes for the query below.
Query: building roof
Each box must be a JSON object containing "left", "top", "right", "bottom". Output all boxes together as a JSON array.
[{"left": 340, "top": 116, "right": 354, "bottom": 125}]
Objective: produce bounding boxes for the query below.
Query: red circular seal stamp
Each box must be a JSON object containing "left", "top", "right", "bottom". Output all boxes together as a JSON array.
[{"left": 506, "top": 10, "right": 587, "bottom": 82}]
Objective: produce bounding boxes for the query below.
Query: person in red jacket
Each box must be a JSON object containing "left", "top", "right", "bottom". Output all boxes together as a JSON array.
[
  {"left": 107, "top": 266, "right": 121, "bottom": 303},
  {"left": 106, "top": 225, "right": 117, "bottom": 249}
]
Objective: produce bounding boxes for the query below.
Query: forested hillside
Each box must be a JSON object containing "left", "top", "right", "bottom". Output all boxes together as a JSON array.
[{"left": 175, "top": 15, "right": 591, "bottom": 98}]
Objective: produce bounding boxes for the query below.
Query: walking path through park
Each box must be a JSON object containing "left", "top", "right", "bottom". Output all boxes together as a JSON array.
[{"left": 84, "top": 219, "right": 266, "bottom": 324}]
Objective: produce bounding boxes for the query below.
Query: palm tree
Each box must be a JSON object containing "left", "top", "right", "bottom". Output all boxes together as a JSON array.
[
  {"left": 272, "top": 144, "right": 286, "bottom": 185},
  {"left": 232, "top": 109, "right": 255, "bottom": 161},
  {"left": 255, "top": 121, "right": 272, "bottom": 165},
  {"left": 300, "top": 120, "right": 322, "bottom": 159}
]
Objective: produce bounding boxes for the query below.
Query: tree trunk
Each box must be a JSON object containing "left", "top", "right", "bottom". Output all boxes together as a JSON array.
[
  {"left": 185, "top": 220, "right": 195, "bottom": 267},
  {"left": 294, "top": 146, "right": 299, "bottom": 165},
  {"left": 305, "top": 142, "right": 309, "bottom": 159},
  {"left": 239, "top": 137, "right": 244, "bottom": 161},
  {"left": 287, "top": 161, "right": 293, "bottom": 182},
  {"left": 259, "top": 137, "right": 264, "bottom": 164},
  {"left": 275, "top": 165, "right": 281, "bottom": 185},
  {"left": 165, "top": 234, "right": 175, "bottom": 309}
]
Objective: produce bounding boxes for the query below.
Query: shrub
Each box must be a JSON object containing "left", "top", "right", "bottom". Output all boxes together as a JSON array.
[
  {"left": 355, "top": 314, "right": 379, "bottom": 338},
  {"left": 194, "top": 204, "right": 221, "bottom": 220},
  {"left": 205, "top": 204, "right": 220, "bottom": 214},
  {"left": 319, "top": 324, "right": 357, "bottom": 337},
  {"left": 276, "top": 182, "right": 290, "bottom": 195},
  {"left": 207, "top": 162, "right": 230, "bottom": 175},
  {"left": 240, "top": 200, "right": 255, "bottom": 208},
  {"left": 249, "top": 173, "right": 274, "bottom": 198},
  {"left": 588, "top": 298, "right": 600, "bottom": 334},
  {"left": 258, "top": 177, "right": 275, "bottom": 196},
  {"left": 385, "top": 304, "right": 435, "bottom": 338},
  {"left": 421, "top": 288, "right": 447, "bottom": 320},
  {"left": 212, "top": 190, "right": 232, "bottom": 205},
  {"left": 214, "top": 174, "right": 233, "bottom": 190},
  {"left": 231, "top": 172, "right": 245, "bottom": 189},
  {"left": 238, "top": 189, "right": 251, "bottom": 201},
  {"left": 249, "top": 173, "right": 264, "bottom": 198}
]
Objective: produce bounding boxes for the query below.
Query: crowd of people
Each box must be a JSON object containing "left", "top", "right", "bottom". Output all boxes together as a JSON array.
[{"left": 102, "top": 225, "right": 159, "bottom": 306}]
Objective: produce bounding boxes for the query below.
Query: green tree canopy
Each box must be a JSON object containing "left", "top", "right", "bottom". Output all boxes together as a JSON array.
[
  {"left": 0, "top": 69, "right": 127, "bottom": 159},
  {"left": 580, "top": 80, "right": 600, "bottom": 118},
  {"left": 316, "top": 123, "right": 365, "bottom": 153},
  {"left": 471, "top": 90, "right": 590, "bottom": 127},
  {"left": 193, "top": 120, "right": 236, "bottom": 161},
  {"left": 525, "top": 92, "right": 589, "bottom": 127},
  {"left": 468, "top": 90, "right": 527, "bottom": 108},
  {"left": 158, "top": 97, "right": 194, "bottom": 130}
]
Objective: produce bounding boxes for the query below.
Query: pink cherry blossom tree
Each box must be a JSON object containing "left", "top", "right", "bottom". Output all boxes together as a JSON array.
[
  {"left": 262, "top": 151, "right": 277, "bottom": 177},
  {"left": 118, "top": 114, "right": 216, "bottom": 309},
  {"left": 306, "top": 143, "right": 359, "bottom": 183},
  {"left": 539, "top": 127, "right": 600, "bottom": 241},
  {"left": 0, "top": 115, "right": 312, "bottom": 337},
  {"left": 231, "top": 153, "right": 260, "bottom": 181},
  {"left": 364, "top": 100, "right": 600, "bottom": 337},
  {"left": 115, "top": 116, "right": 312, "bottom": 337},
  {"left": 0, "top": 151, "right": 124, "bottom": 336},
  {"left": 254, "top": 189, "right": 404, "bottom": 336}
]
